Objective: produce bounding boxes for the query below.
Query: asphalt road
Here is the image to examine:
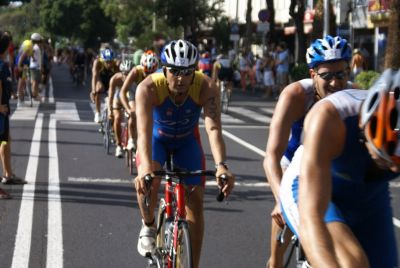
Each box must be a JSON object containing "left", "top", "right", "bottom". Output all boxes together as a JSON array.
[{"left": 0, "top": 64, "right": 399, "bottom": 268}]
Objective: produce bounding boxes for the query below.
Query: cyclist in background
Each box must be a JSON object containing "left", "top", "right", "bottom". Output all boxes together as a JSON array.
[
  {"left": 107, "top": 59, "right": 135, "bottom": 158},
  {"left": 212, "top": 53, "right": 234, "bottom": 97},
  {"left": 134, "top": 39, "right": 235, "bottom": 268},
  {"left": 263, "top": 35, "right": 355, "bottom": 268},
  {"left": 120, "top": 50, "right": 159, "bottom": 152},
  {"left": 29, "top": 33, "right": 43, "bottom": 100},
  {"left": 197, "top": 51, "right": 212, "bottom": 77},
  {"left": 15, "top": 39, "right": 33, "bottom": 106},
  {"left": 280, "top": 69, "right": 400, "bottom": 267},
  {"left": 91, "top": 47, "right": 119, "bottom": 123}
]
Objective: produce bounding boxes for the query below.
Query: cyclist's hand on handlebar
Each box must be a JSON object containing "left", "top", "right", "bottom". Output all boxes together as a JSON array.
[
  {"left": 216, "top": 167, "right": 235, "bottom": 198},
  {"left": 134, "top": 173, "right": 153, "bottom": 195},
  {"left": 271, "top": 203, "right": 286, "bottom": 229}
]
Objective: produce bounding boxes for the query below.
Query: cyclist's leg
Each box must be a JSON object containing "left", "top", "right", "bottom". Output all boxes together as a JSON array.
[
  {"left": 136, "top": 148, "right": 163, "bottom": 256},
  {"left": 128, "top": 100, "right": 137, "bottom": 148},
  {"left": 94, "top": 80, "right": 105, "bottom": 114},
  {"left": 268, "top": 216, "right": 291, "bottom": 268},
  {"left": 173, "top": 134, "right": 205, "bottom": 268},
  {"left": 326, "top": 222, "right": 369, "bottom": 268},
  {"left": 112, "top": 93, "right": 123, "bottom": 147}
]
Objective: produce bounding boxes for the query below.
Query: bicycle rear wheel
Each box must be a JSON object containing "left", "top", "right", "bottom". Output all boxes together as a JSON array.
[{"left": 172, "top": 221, "right": 192, "bottom": 268}]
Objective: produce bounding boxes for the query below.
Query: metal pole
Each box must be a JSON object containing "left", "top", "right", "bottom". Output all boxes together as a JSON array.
[
  {"left": 323, "top": 0, "right": 329, "bottom": 37},
  {"left": 374, "top": 26, "right": 379, "bottom": 71}
]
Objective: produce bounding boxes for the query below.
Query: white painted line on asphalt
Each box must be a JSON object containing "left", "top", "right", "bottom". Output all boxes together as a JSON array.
[
  {"left": 60, "top": 121, "right": 98, "bottom": 126},
  {"left": 47, "top": 116, "right": 63, "bottom": 268},
  {"left": 260, "top": 107, "right": 275, "bottom": 115},
  {"left": 55, "top": 102, "right": 80, "bottom": 121},
  {"left": 10, "top": 104, "right": 39, "bottom": 121},
  {"left": 394, "top": 217, "right": 400, "bottom": 228},
  {"left": 222, "top": 129, "right": 265, "bottom": 157},
  {"left": 229, "top": 107, "right": 272, "bottom": 124},
  {"left": 200, "top": 113, "right": 245, "bottom": 124},
  {"left": 68, "top": 177, "right": 132, "bottom": 184},
  {"left": 11, "top": 113, "right": 43, "bottom": 268},
  {"left": 67, "top": 177, "right": 268, "bottom": 188},
  {"left": 48, "top": 77, "right": 54, "bottom": 103}
]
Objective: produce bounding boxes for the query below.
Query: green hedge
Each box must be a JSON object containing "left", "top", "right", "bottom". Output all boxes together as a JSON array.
[
  {"left": 290, "top": 63, "right": 309, "bottom": 81},
  {"left": 354, "top": 71, "right": 380, "bottom": 90}
]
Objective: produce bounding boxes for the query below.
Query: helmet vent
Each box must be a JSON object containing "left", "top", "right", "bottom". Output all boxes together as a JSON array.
[
  {"left": 390, "top": 108, "right": 398, "bottom": 130},
  {"left": 370, "top": 116, "right": 377, "bottom": 138},
  {"left": 387, "top": 141, "right": 396, "bottom": 156},
  {"left": 368, "top": 92, "right": 379, "bottom": 112},
  {"left": 394, "top": 87, "right": 400, "bottom": 99}
]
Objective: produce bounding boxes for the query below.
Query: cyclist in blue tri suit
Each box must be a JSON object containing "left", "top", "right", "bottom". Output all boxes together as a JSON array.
[
  {"left": 280, "top": 69, "right": 400, "bottom": 267},
  {"left": 263, "top": 35, "right": 355, "bottom": 268},
  {"left": 134, "top": 39, "right": 235, "bottom": 268},
  {"left": 91, "top": 47, "right": 119, "bottom": 123}
]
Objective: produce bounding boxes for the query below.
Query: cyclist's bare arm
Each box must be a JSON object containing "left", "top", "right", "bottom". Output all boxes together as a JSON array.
[
  {"left": 299, "top": 100, "right": 344, "bottom": 267},
  {"left": 264, "top": 82, "right": 307, "bottom": 203},
  {"left": 107, "top": 73, "right": 121, "bottom": 112},
  {"left": 200, "top": 76, "right": 234, "bottom": 196},
  {"left": 135, "top": 75, "right": 157, "bottom": 193},
  {"left": 120, "top": 67, "right": 138, "bottom": 112},
  {"left": 211, "top": 62, "right": 220, "bottom": 82},
  {"left": 91, "top": 59, "right": 101, "bottom": 92},
  {"left": 18, "top": 51, "right": 29, "bottom": 70}
]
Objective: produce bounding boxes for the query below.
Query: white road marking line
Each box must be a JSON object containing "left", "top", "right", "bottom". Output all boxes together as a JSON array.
[
  {"left": 11, "top": 113, "right": 43, "bottom": 268},
  {"left": 393, "top": 217, "right": 400, "bottom": 228},
  {"left": 60, "top": 121, "right": 98, "bottom": 126},
  {"left": 260, "top": 107, "right": 275, "bottom": 115},
  {"left": 48, "top": 77, "right": 54, "bottom": 103},
  {"left": 55, "top": 102, "right": 80, "bottom": 121},
  {"left": 222, "top": 129, "right": 265, "bottom": 157},
  {"left": 47, "top": 116, "right": 63, "bottom": 268},
  {"left": 199, "top": 124, "right": 268, "bottom": 129},
  {"left": 200, "top": 113, "right": 245, "bottom": 124},
  {"left": 10, "top": 105, "right": 39, "bottom": 121},
  {"left": 229, "top": 107, "right": 271, "bottom": 124},
  {"left": 67, "top": 177, "right": 269, "bottom": 187}
]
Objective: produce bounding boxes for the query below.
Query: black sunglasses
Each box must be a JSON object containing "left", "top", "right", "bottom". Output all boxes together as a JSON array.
[
  {"left": 317, "top": 70, "right": 348, "bottom": 81},
  {"left": 167, "top": 67, "right": 194, "bottom": 77}
]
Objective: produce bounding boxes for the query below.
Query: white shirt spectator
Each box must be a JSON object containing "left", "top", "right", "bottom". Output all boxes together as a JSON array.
[{"left": 30, "top": 43, "right": 42, "bottom": 70}]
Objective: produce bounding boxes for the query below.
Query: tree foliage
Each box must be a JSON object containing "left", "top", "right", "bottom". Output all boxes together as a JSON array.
[{"left": 384, "top": 0, "right": 400, "bottom": 69}]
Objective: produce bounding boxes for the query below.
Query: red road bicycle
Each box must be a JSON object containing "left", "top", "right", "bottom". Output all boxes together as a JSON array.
[{"left": 144, "top": 153, "right": 226, "bottom": 268}]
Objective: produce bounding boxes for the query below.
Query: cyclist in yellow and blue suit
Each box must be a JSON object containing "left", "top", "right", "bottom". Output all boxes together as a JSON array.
[
  {"left": 134, "top": 40, "right": 235, "bottom": 268},
  {"left": 90, "top": 47, "right": 119, "bottom": 123}
]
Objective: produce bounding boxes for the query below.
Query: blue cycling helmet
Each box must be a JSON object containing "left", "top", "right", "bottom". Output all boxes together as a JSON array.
[
  {"left": 100, "top": 48, "right": 114, "bottom": 61},
  {"left": 306, "top": 35, "right": 352, "bottom": 68}
]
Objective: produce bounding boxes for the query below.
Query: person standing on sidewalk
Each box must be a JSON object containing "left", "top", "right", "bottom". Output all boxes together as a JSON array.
[{"left": 0, "top": 31, "right": 27, "bottom": 199}]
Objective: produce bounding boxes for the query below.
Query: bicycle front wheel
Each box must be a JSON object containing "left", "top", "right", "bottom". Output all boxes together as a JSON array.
[{"left": 172, "top": 221, "right": 192, "bottom": 268}]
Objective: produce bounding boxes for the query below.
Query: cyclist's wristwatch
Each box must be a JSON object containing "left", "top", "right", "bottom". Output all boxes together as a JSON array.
[{"left": 215, "top": 162, "right": 228, "bottom": 170}]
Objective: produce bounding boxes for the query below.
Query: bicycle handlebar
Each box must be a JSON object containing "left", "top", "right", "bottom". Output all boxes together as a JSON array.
[{"left": 144, "top": 170, "right": 229, "bottom": 202}]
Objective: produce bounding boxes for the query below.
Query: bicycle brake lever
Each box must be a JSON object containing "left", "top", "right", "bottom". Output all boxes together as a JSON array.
[
  {"left": 216, "top": 174, "right": 228, "bottom": 202},
  {"left": 144, "top": 174, "right": 153, "bottom": 207}
]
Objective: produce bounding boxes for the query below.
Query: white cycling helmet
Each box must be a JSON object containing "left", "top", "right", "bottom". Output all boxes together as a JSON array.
[
  {"left": 360, "top": 68, "right": 400, "bottom": 164},
  {"left": 162, "top": 39, "right": 198, "bottom": 68},
  {"left": 120, "top": 59, "right": 134, "bottom": 73},
  {"left": 31, "top": 33, "right": 43, "bottom": 42}
]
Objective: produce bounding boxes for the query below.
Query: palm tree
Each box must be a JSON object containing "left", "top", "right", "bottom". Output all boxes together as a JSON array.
[
  {"left": 289, "top": 0, "right": 306, "bottom": 63},
  {"left": 243, "top": 0, "right": 253, "bottom": 52},
  {"left": 384, "top": 0, "right": 400, "bottom": 69}
]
